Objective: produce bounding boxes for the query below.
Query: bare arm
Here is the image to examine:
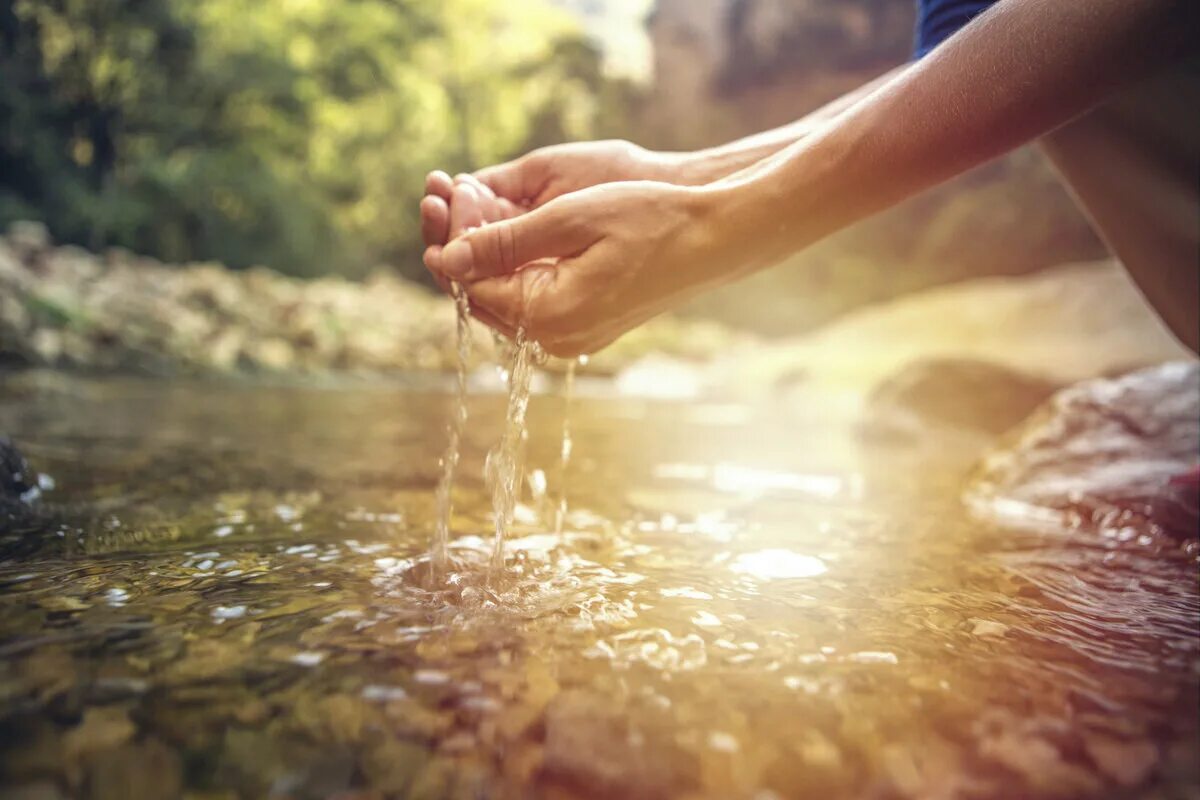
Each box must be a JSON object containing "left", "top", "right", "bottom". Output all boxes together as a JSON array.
[
  {"left": 700, "top": 0, "right": 1199, "bottom": 278},
  {"left": 673, "top": 64, "right": 913, "bottom": 184},
  {"left": 431, "top": 0, "right": 1198, "bottom": 356}
]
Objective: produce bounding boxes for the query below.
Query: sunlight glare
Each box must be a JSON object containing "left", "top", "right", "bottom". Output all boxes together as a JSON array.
[{"left": 729, "top": 549, "right": 828, "bottom": 580}]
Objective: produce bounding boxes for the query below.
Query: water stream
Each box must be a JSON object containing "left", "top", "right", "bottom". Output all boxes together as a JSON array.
[
  {"left": 429, "top": 282, "right": 471, "bottom": 578},
  {"left": 554, "top": 360, "right": 578, "bottom": 540},
  {"left": 0, "top": 371, "right": 1196, "bottom": 799},
  {"left": 484, "top": 330, "right": 541, "bottom": 574}
]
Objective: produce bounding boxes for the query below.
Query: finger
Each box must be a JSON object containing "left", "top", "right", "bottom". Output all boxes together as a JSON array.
[
  {"left": 454, "top": 173, "right": 492, "bottom": 198},
  {"left": 438, "top": 201, "right": 596, "bottom": 281},
  {"left": 425, "top": 170, "right": 453, "bottom": 201},
  {"left": 424, "top": 244, "right": 445, "bottom": 279},
  {"left": 422, "top": 259, "right": 518, "bottom": 342},
  {"left": 455, "top": 173, "right": 500, "bottom": 222},
  {"left": 420, "top": 195, "right": 450, "bottom": 247},
  {"left": 466, "top": 301, "right": 517, "bottom": 341},
  {"left": 464, "top": 264, "right": 557, "bottom": 332},
  {"left": 448, "top": 183, "right": 484, "bottom": 239},
  {"left": 475, "top": 157, "right": 541, "bottom": 205}
]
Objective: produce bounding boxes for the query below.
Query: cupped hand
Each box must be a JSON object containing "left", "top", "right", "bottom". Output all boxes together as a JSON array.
[
  {"left": 419, "top": 140, "right": 679, "bottom": 250},
  {"left": 473, "top": 140, "right": 680, "bottom": 209},
  {"left": 426, "top": 181, "right": 725, "bottom": 357}
]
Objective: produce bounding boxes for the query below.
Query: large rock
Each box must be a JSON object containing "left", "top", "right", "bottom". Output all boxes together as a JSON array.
[
  {"left": 858, "top": 357, "right": 1061, "bottom": 440},
  {"left": 0, "top": 436, "right": 37, "bottom": 500},
  {"left": 710, "top": 260, "right": 1194, "bottom": 415},
  {"left": 965, "top": 362, "right": 1199, "bottom": 538}
]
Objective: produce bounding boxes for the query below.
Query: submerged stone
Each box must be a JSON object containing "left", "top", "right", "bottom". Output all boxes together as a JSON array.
[
  {"left": 0, "top": 436, "right": 37, "bottom": 499},
  {"left": 966, "top": 361, "right": 1199, "bottom": 538},
  {"left": 860, "top": 358, "right": 1060, "bottom": 441}
]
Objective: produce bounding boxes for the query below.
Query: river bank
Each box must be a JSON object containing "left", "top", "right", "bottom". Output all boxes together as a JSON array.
[{"left": 0, "top": 222, "right": 743, "bottom": 379}]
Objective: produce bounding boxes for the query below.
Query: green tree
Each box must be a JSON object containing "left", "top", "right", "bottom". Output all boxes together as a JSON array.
[{"left": 0, "top": 0, "right": 619, "bottom": 278}]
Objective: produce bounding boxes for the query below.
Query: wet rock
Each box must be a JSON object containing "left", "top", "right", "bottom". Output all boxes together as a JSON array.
[
  {"left": 967, "top": 618, "right": 1009, "bottom": 639},
  {"left": 87, "top": 738, "right": 182, "bottom": 800},
  {"left": 860, "top": 358, "right": 1060, "bottom": 441},
  {"left": 0, "top": 437, "right": 37, "bottom": 499},
  {"left": 0, "top": 782, "right": 67, "bottom": 800},
  {"left": 360, "top": 739, "right": 426, "bottom": 795},
  {"left": 292, "top": 694, "right": 373, "bottom": 745},
  {"left": 541, "top": 690, "right": 693, "bottom": 800},
  {"left": 966, "top": 362, "right": 1199, "bottom": 538},
  {"left": 7, "top": 221, "right": 51, "bottom": 262},
  {"left": 163, "top": 639, "right": 249, "bottom": 684},
  {"left": 1082, "top": 732, "right": 1158, "bottom": 787},
  {"left": 268, "top": 749, "right": 356, "bottom": 800},
  {"left": 713, "top": 261, "right": 1191, "bottom": 408},
  {"left": 63, "top": 707, "right": 137, "bottom": 764},
  {"left": 0, "top": 437, "right": 56, "bottom": 559}
]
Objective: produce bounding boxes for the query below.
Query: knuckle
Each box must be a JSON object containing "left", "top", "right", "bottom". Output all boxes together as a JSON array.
[{"left": 494, "top": 222, "right": 518, "bottom": 272}]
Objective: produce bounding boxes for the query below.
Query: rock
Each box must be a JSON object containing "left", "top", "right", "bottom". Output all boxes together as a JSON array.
[
  {"left": 1082, "top": 733, "right": 1158, "bottom": 787},
  {"left": 0, "top": 782, "right": 67, "bottom": 800},
  {"left": 0, "top": 435, "right": 55, "bottom": 554},
  {"left": 86, "top": 739, "right": 182, "bottom": 800},
  {"left": 0, "top": 242, "right": 36, "bottom": 292},
  {"left": 29, "top": 329, "right": 62, "bottom": 364},
  {"left": 711, "top": 261, "right": 1192, "bottom": 412},
  {"left": 0, "top": 437, "right": 37, "bottom": 500},
  {"left": 859, "top": 358, "right": 1060, "bottom": 441},
  {"left": 965, "top": 362, "right": 1199, "bottom": 538},
  {"left": 291, "top": 694, "right": 372, "bottom": 745},
  {"left": 967, "top": 618, "right": 1009, "bottom": 639},
  {"left": 6, "top": 221, "right": 51, "bottom": 262},
  {"left": 63, "top": 707, "right": 137, "bottom": 764},
  {"left": 360, "top": 739, "right": 427, "bottom": 795},
  {"left": 245, "top": 337, "right": 295, "bottom": 372},
  {"left": 541, "top": 690, "right": 693, "bottom": 800},
  {"left": 0, "top": 228, "right": 746, "bottom": 377}
]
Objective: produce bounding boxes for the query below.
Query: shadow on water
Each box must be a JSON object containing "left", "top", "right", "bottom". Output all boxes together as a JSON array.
[{"left": 0, "top": 371, "right": 1196, "bottom": 799}]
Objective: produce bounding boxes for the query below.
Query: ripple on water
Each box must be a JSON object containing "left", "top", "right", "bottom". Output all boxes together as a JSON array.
[{"left": 0, "top": 375, "right": 1196, "bottom": 799}]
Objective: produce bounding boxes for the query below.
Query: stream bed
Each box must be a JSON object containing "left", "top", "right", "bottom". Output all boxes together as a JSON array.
[{"left": 0, "top": 370, "right": 1196, "bottom": 799}]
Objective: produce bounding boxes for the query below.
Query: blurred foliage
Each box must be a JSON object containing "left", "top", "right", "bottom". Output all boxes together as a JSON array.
[{"left": 0, "top": 0, "right": 630, "bottom": 277}]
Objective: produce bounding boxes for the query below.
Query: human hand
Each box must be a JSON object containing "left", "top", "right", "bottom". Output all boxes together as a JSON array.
[
  {"left": 472, "top": 140, "right": 682, "bottom": 209},
  {"left": 419, "top": 140, "right": 681, "bottom": 251},
  {"left": 419, "top": 171, "right": 520, "bottom": 255},
  {"left": 425, "top": 180, "right": 730, "bottom": 357}
]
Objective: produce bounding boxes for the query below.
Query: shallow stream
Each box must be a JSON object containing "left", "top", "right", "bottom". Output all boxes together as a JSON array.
[{"left": 0, "top": 370, "right": 1196, "bottom": 799}]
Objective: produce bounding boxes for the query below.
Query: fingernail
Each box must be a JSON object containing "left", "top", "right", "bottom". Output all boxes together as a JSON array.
[{"left": 442, "top": 240, "right": 471, "bottom": 278}]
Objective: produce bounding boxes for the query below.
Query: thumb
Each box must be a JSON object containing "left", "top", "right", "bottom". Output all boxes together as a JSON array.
[{"left": 439, "top": 200, "right": 595, "bottom": 281}]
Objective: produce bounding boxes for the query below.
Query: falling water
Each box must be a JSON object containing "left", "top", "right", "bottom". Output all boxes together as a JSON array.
[
  {"left": 429, "top": 282, "right": 471, "bottom": 578},
  {"left": 554, "top": 358, "right": 581, "bottom": 538},
  {"left": 485, "top": 328, "right": 540, "bottom": 573}
]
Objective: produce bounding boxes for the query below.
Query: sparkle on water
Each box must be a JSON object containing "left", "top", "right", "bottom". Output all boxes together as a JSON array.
[
  {"left": 729, "top": 548, "right": 828, "bottom": 579},
  {"left": 0, "top": 369, "right": 1196, "bottom": 799}
]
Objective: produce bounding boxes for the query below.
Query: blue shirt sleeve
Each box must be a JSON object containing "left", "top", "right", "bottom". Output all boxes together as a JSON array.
[{"left": 914, "top": 0, "right": 998, "bottom": 58}]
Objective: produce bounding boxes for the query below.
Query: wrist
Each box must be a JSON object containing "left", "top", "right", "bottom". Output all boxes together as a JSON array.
[
  {"left": 686, "top": 144, "right": 838, "bottom": 283},
  {"left": 664, "top": 149, "right": 747, "bottom": 186},
  {"left": 673, "top": 181, "right": 768, "bottom": 289},
  {"left": 638, "top": 149, "right": 709, "bottom": 185}
]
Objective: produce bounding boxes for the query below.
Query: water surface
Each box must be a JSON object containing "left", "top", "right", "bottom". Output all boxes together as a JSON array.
[{"left": 0, "top": 371, "right": 1196, "bottom": 799}]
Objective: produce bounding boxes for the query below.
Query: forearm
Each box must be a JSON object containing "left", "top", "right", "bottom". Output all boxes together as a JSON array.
[
  {"left": 669, "top": 64, "right": 911, "bottom": 184},
  {"left": 694, "top": 0, "right": 1198, "bottom": 280}
]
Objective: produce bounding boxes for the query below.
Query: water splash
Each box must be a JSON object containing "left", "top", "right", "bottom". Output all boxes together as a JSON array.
[
  {"left": 430, "top": 282, "right": 471, "bottom": 578},
  {"left": 485, "top": 329, "right": 541, "bottom": 574},
  {"left": 554, "top": 358, "right": 579, "bottom": 539}
]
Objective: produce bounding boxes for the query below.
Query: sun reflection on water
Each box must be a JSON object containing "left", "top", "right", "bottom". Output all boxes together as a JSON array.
[{"left": 728, "top": 548, "right": 829, "bottom": 579}]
